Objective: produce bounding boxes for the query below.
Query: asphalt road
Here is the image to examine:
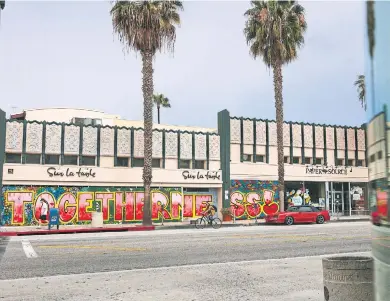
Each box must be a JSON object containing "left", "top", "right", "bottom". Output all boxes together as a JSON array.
[{"left": 0, "top": 222, "right": 372, "bottom": 301}]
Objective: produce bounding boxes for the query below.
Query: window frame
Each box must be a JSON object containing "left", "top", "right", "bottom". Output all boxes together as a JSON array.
[{"left": 4, "top": 153, "right": 22, "bottom": 164}]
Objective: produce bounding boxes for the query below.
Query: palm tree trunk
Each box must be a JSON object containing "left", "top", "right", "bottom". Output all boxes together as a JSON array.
[
  {"left": 273, "top": 61, "right": 285, "bottom": 213},
  {"left": 141, "top": 50, "right": 154, "bottom": 226},
  {"left": 157, "top": 105, "right": 161, "bottom": 124}
]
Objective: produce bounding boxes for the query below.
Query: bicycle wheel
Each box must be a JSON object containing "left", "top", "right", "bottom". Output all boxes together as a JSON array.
[
  {"left": 195, "top": 217, "right": 206, "bottom": 229},
  {"left": 211, "top": 218, "right": 222, "bottom": 229}
]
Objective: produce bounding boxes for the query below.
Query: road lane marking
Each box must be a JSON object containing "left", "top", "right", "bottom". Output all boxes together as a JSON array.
[
  {"left": 21, "top": 239, "right": 38, "bottom": 258},
  {"left": 37, "top": 245, "right": 147, "bottom": 252}
]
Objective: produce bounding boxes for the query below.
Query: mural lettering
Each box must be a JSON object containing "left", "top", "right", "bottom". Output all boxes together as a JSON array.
[
  {"left": 0, "top": 186, "right": 218, "bottom": 226},
  {"left": 230, "top": 180, "right": 279, "bottom": 220}
]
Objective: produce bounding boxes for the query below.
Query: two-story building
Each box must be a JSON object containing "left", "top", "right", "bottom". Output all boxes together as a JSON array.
[{"left": 0, "top": 107, "right": 368, "bottom": 226}]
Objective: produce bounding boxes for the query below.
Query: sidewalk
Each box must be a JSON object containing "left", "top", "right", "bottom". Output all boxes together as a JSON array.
[{"left": 0, "top": 215, "right": 369, "bottom": 236}]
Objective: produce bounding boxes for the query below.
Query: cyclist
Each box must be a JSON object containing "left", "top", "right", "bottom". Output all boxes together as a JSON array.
[{"left": 203, "top": 203, "right": 217, "bottom": 223}]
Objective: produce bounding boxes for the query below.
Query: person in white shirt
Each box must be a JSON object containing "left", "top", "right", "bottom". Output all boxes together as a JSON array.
[{"left": 38, "top": 198, "right": 49, "bottom": 228}]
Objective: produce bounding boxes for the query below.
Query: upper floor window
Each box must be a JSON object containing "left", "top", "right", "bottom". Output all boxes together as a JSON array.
[
  {"left": 243, "top": 154, "right": 252, "bottom": 162},
  {"left": 194, "top": 160, "right": 205, "bottom": 169},
  {"left": 133, "top": 158, "right": 161, "bottom": 168},
  {"left": 63, "top": 155, "right": 78, "bottom": 166},
  {"left": 357, "top": 159, "right": 364, "bottom": 167},
  {"left": 116, "top": 157, "right": 129, "bottom": 167},
  {"left": 25, "top": 154, "right": 41, "bottom": 164},
  {"left": 336, "top": 159, "right": 344, "bottom": 166},
  {"left": 5, "top": 153, "right": 21, "bottom": 164},
  {"left": 45, "top": 154, "right": 60, "bottom": 165},
  {"left": 292, "top": 157, "right": 300, "bottom": 164},
  {"left": 80, "top": 156, "right": 95, "bottom": 166},
  {"left": 255, "top": 155, "right": 264, "bottom": 162}
]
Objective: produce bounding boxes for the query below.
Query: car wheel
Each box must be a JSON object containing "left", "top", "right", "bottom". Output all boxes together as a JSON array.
[
  {"left": 285, "top": 216, "right": 294, "bottom": 226},
  {"left": 316, "top": 215, "right": 325, "bottom": 224}
]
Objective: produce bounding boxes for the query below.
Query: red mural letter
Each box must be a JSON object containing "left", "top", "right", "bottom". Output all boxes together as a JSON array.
[
  {"left": 124, "top": 192, "right": 135, "bottom": 221},
  {"left": 151, "top": 192, "right": 170, "bottom": 220},
  {"left": 58, "top": 193, "right": 77, "bottom": 223},
  {"left": 34, "top": 193, "right": 55, "bottom": 221},
  {"left": 171, "top": 192, "right": 182, "bottom": 219},
  {"left": 95, "top": 193, "right": 114, "bottom": 221},
  {"left": 5, "top": 192, "right": 33, "bottom": 224},
  {"left": 230, "top": 192, "right": 245, "bottom": 217},
  {"left": 78, "top": 193, "right": 93, "bottom": 222},
  {"left": 195, "top": 195, "right": 212, "bottom": 216},
  {"left": 135, "top": 192, "right": 144, "bottom": 221},
  {"left": 114, "top": 192, "right": 124, "bottom": 221},
  {"left": 246, "top": 193, "right": 261, "bottom": 218},
  {"left": 263, "top": 190, "right": 274, "bottom": 205},
  {"left": 183, "top": 195, "right": 194, "bottom": 218}
]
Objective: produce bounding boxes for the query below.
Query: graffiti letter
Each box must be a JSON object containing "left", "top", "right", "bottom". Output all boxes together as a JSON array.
[
  {"left": 114, "top": 192, "right": 124, "bottom": 221},
  {"left": 78, "top": 192, "right": 93, "bottom": 222},
  {"left": 152, "top": 192, "right": 170, "bottom": 220},
  {"left": 95, "top": 193, "right": 114, "bottom": 221},
  {"left": 230, "top": 192, "right": 245, "bottom": 218},
  {"left": 195, "top": 195, "right": 212, "bottom": 216},
  {"left": 263, "top": 190, "right": 274, "bottom": 205},
  {"left": 5, "top": 192, "right": 33, "bottom": 225},
  {"left": 135, "top": 192, "right": 144, "bottom": 221},
  {"left": 183, "top": 195, "right": 194, "bottom": 218},
  {"left": 58, "top": 193, "right": 77, "bottom": 223},
  {"left": 34, "top": 193, "right": 55, "bottom": 222},
  {"left": 171, "top": 192, "right": 182, "bottom": 219},
  {"left": 124, "top": 192, "right": 135, "bottom": 221},
  {"left": 246, "top": 193, "right": 261, "bottom": 218}
]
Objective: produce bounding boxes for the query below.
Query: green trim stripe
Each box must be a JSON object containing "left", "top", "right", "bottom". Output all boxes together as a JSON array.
[
  {"left": 41, "top": 122, "right": 46, "bottom": 164},
  {"left": 22, "top": 120, "right": 27, "bottom": 164},
  {"left": 239, "top": 118, "right": 244, "bottom": 162},
  {"left": 334, "top": 126, "right": 338, "bottom": 165},
  {"left": 79, "top": 124, "right": 84, "bottom": 165},
  {"left": 177, "top": 132, "right": 181, "bottom": 168},
  {"left": 289, "top": 123, "right": 293, "bottom": 163},
  {"left": 344, "top": 127, "right": 348, "bottom": 165},
  {"left": 312, "top": 124, "right": 316, "bottom": 162},
  {"left": 96, "top": 126, "right": 101, "bottom": 167},
  {"left": 300, "top": 123, "right": 305, "bottom": 162},
  {"left": 206, "top": 133, "right": 210, "bottom": 170},
  {"left": 323, "top": 126, "right": 327, "bottom": 165},
  {"left": 162, "top": 130, "right": 166, "bottom": 169},
  {"left": 253, "top": 119, "right": 256, "bottom": 163},
  {"left": 130, "top": 128, "right": 134, "bottom": 167},
  {"left": 60, "top": 123, "right": 65, "bottom": 165},
  {"left": 354, "top": 128, "right": 359, "bottom": 166},
  {"left": 191, "top": 132, "right": 195, "bottom": 169},
  {"left": 265, "top": 120, "right": 269, "bottom": 163},
  {"left": 113, "top": 127, "right": 118, "bottom": 166}
]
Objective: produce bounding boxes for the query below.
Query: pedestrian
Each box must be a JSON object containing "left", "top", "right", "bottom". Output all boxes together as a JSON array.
[{"left": 38, "top": 198, "right": 49, "bottom": 229}]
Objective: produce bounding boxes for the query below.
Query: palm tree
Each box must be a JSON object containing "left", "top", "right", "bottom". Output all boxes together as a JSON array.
[
  {"left": 354, "top": 74, "right": 366, "bottom": 110},
  {"left": 111, "top": 1, "right": 183, "bottom": 226},
  {"left": 153, "top": 93, "right": 171, "bottom": 124},
  {"left": 244, "top": 0, "right": 307, "bottom": 212},
  {"left": 0, "top": 1, "right": 5, "bottom": 24}
]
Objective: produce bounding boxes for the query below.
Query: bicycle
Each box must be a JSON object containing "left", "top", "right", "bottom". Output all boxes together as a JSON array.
[{"left": 195, "top": 212, "right": 222, "bottom": 229}]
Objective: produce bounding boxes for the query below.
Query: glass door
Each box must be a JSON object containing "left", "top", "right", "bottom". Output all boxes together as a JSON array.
[{"left": 330, "top": 182, "right": 344, "bottom": 216}]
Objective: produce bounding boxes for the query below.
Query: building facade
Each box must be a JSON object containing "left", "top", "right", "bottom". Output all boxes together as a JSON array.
[{"left": 0, "top": 107, "right": 369, "bottom": 226}]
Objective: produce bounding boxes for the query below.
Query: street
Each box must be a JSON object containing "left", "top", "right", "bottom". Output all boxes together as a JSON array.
[{"left": 0, "top": 222, "right": 371, "bottom": 301}]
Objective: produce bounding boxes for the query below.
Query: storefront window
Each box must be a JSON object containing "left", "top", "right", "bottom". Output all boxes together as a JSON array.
[
  {"left": 350, "top": 183, "right": 368, "bottom": 215},
  {"left": 285, "top": 182, "right": 325, "bottom": 208},
  {"left": 305, "top": 182, "right": 326, "bottom": 208}
]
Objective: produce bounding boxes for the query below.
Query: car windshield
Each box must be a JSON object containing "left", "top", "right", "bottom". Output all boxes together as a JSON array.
[{"left": 287, "top": 206, "right": 299, "bottom": 212}]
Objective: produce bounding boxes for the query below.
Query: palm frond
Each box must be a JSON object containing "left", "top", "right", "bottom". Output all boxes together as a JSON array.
[
  {"left": 153, "top": 93, "right": 171, "bottom": 108},
  {"left": 110, "top": 1, "right": 183, "bottom": 55},
  {"left": 354, "top": 74, "right": 366, "bottom": 111},
  {"left": 0, "top": 1, "right": 5, "bottom": 10},
  {"left": 244, "top": 0, "right": 306, "bottom": 68}
]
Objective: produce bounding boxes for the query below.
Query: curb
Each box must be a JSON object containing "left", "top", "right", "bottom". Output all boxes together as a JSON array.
[
  {"left": 0, "top": 226, "right": 155, "bottom": 237},
  {"left": 154, "top": 223, "right": 247, "bottom": 230}
]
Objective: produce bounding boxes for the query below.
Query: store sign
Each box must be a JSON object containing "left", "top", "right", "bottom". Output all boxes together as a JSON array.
[
  {"left": 305, "top": 165, "right": 352, "bottom": 175},
  {"left": 182, "top": 170, "right": 221, "bottom": 181},
  {"left": 46, "top": 167, "right": 96, "bottom": 178}
]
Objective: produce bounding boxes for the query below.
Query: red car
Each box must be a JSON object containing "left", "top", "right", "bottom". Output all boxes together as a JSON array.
[
  {"left": 265, "top": 205, "right": 330, "bottom": 225},
  {"left": 371, "top": 211, "right": 380, "bottom": 226}
]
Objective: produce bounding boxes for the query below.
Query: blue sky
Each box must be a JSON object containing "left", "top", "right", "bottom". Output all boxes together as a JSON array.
[{"left": 0, "top": 1, "right": 366, "bottom": 128}]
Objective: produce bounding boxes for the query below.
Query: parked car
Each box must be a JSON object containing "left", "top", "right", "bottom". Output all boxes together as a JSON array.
[{"left": 265, "top": 205, "right": 330, "bottom": 225}]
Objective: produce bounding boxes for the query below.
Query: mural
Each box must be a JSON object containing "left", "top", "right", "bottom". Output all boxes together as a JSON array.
[
  {"left": 230, "top": 180, "right": 279, "bottom": 219},
  {"left": 287, "top": 187, "right": 311, "bottom": 206},
  {"left": 0, "top": 186, "right": 218, "bottom": 226}
]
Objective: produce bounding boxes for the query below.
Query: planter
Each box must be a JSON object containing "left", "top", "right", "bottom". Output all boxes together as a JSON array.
[
  {"left": 322, "top": 256, "right": 373, "bottom": 301},
  {"left": 222, "top": 214, "right": 232, "bottom": 222}
]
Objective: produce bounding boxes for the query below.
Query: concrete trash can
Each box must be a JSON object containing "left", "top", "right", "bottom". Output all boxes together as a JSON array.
[
  {"left": 322, "top": 256, "right": 373, "bottom": 301},
  {"left": 91, "top": 211, "right": 103, "bottom": 228}
]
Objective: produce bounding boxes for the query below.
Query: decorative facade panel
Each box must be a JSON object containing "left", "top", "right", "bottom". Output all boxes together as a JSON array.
[
  {"left": 26, "top": 123, "right": 43, "bottom": 154},
  {"left": 256, "top": 121, "right": 266, "bottom": 145},
  {"left": 243, "top": 119, "right": 253, "bottom": 144},
  {"left": 326, "top": 127, "right": 335, "bottom": 149},
  {"left": 45, "top": 124, "right": 62, "bottom": 154},
  {"left": 347, "top": 128, "right": 356, "bottom": 150},
  {"left": 152, "top": 131, "right": 163, "bottom": 158},
  {"left": 133, "top": 129, "right": 144, "bottom": 158},
  {"left": 5, "top": 121, "right": 23, "bottom": 152},
  {"left": 283, "top": 123, "right": 290, "bottom": 146},
  {"left": 209, "top": 135, "right": 220, "bottom": 160},
  {"left": 165, "top": 132, "right": 178, "bottom": 158},
  {"left": 195, "top": 134, "right": 207, "bottom": 160},
  {"left": 117, "top": 128, "right": 131, "bottom": 156},
  {"left": 357, "top": 129, "right": 366, "bottom": 150},
  {"left": 268, "top": 122, "right": 277, "bottom": 146},
  {"left": 82, "top": 126, "right": 98, "bottom": 155},
  {"left": 303, "top": 125, "right": 313, "bottom": 148},
  {"left": 64, "top": 125, "right": 80, "bottom": 154},
  {"left": 100, "top": 127, "right": 114, "bottom": 156},
  {"left": 180, "top": 133, "right": 192, "bottom": 160},
  {"left": 292, "top": 124, "right": 302, "bottom": 147},
  {"left": 315, "top": 126, "right": 324, "bottom": 148},
  {"left": 230, "top": 118, "right": 241, "bottom": 143},
  {"left": 336, "top": 127, "right": 345, "bottom": 150}
]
